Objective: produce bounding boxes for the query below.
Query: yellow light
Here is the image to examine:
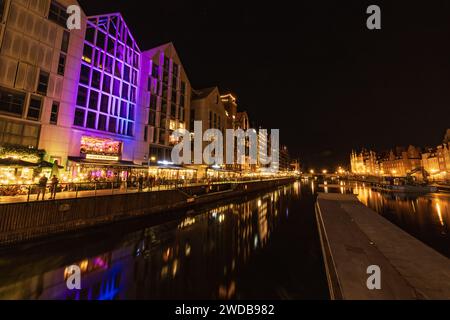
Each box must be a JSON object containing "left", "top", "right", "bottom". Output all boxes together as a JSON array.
[{"left": 310, "top": 170, "right": 314, "bottom": 174}]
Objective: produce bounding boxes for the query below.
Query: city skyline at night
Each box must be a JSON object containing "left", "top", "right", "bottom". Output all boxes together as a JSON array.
[
  {"left": 78, "top": 0, "right": 450, "bottom": 169},
  {"left": 0, "top": 0, "right": 449, "bottom": 306}
]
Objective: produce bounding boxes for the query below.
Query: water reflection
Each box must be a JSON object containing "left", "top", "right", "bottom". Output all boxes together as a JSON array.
[{"left": 0, "top": 182, "right": 328, "bottom": 300}]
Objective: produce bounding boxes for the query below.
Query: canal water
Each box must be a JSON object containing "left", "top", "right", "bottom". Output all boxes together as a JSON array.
[
  {"left": 0, "top": 181, "right": 329, "bottom": 300},
  {"left": 0, "top": 180, "right": 448, "bottom": 300}
]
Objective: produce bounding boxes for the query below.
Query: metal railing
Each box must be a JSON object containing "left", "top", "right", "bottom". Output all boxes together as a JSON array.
[{"left": 0, "top": 176, "right": 294, "bottom": 203}]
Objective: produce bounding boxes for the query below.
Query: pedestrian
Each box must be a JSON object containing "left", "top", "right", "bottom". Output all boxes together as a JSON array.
[
  {"left": 49, "top": 175, "right": 59, "bottom": 200},
  {"left": 36, "top": 175, "right": 48, "bottom": 201},
  {"left": 138, "top": 175, "right": 144, "bottom": 192}
]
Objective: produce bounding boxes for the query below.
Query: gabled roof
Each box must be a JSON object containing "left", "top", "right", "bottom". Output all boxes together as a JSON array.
[
  {"left": 86, "top": 12, "right": 141, "bottom": 52},
  {"left": 192, "top": 87, "right": 218, "bottom": 100},
  {"left": 142, "top": 42, "right": 181, "bottom": 63}
]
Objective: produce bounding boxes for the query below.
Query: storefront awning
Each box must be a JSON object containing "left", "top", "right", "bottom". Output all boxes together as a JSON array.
[
  {"left": 68, "top": 156, "right": 146, "bottom": 168},
  {"left": 150, "top": 165, "right": 196, "bottom": 171},
  {"left": 0, "top": 158, "right": 39, "bottom": 167}
]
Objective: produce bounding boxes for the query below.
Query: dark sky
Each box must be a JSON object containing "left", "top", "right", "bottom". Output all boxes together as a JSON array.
[{"left": 78, "top": 0, "right": 450, "bottom": 170}]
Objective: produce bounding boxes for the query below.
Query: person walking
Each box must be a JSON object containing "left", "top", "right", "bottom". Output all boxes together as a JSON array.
[
  {"left": 138, "top": 175, "right": 144, "bottom": 192},
  {"left": 36, "top": 175, "right": 48, "bottom": 201},
  {"left": 49, "top": 175, "right": 59, "bottom": 200}
]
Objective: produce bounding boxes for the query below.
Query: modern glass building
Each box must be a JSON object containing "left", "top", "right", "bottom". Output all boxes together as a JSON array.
[
  {"left": 75, "top": 13, "right": 140, "bottom": 138},
  {"left": 63, "top": 12, "right": 148, "bottom": 180}
]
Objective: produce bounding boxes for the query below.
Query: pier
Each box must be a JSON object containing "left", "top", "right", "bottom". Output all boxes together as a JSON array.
[{"left": 315, "top": 193, "right": 450, "bottom": 300}]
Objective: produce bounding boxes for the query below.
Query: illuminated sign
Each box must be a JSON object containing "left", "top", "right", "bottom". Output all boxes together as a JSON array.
[
  {"left": 80, "top": 136, "right": 122, "bottom": 161},
  {"left": 86, "top": 154, "right": 120, "bottom": 161}
]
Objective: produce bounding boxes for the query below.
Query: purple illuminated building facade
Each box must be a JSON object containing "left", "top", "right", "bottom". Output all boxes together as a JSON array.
[
  {"left": 68, "top": 13, "right": 147, "bottom": 169},
  {"left": 0, "top": 1, "right": 193, "bottom": 181}
]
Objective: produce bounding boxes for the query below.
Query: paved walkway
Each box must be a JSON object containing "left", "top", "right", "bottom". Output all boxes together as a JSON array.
[
  {"left": 316, "top": 193, "right": 450, "bottom": 300},
  {"left": 0, "top": 179, "right": 282, "bottom": 204},
  {"left": 0, "top": 187, "right": 170, "bottom": 204}
]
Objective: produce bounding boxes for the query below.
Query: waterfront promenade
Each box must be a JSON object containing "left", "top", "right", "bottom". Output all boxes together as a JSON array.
[
  {"left": 315, "top": 193, "right": 450, "bottom": 300},
  {"left": 0, "top": 177, "right": 282, "bottom": 204},
  {"left": 0, "top": 177, "right": 295, "bottom": 246}
]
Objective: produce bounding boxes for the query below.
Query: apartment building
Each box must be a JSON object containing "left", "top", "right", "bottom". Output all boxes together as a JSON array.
[{"left": 141, "top": 42, "right": 191, "bottom": 165}]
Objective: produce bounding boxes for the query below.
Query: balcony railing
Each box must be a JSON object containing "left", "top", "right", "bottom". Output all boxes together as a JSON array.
[{"left": 0, "top": 176, "right": 292, "bottom": 204}]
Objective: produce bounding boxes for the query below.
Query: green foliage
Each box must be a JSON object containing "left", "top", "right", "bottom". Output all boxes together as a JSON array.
[{"left": 0, "top": 144, "right": 45, "bottom": 163}]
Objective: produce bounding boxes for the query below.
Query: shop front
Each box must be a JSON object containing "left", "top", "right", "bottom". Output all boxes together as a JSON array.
[
  {"left": 206, "top": 166, "right": 240, "bottom": 182},
  {"left": 66, "top": 136, "right": 145, "bottom": 183},
  {"left": 146, "top": 163, "right": 197, "bottom": 184}
]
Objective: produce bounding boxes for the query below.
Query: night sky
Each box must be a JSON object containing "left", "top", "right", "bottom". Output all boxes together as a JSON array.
[{"left": 78, "top": 0, "right": 450, "bottom": 170}]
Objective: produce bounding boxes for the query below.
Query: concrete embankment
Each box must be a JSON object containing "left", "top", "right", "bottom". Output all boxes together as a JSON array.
[
  {"left": 315, "top": 193, "right": 450, "bottom": 300},
  {"left": 0, "top": 178, "right": 294, "bottom": 246}
]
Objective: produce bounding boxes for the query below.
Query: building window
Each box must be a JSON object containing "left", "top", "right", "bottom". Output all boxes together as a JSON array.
[
  {"left": 102, "top": 74, "right": 111, "bottom": 93},
  {"left": 164, "top": 57, "right": 170, "bottom": 71},
  {"left": 76, "top": 86, "right": 88, "bottom": 107},
  {"left": 37, "top": 71, "right": 49, "bottom": 95},
  {"left": 0, "top": 0, "right": 5, "bottom": 21},
  {"left": 61, "top": 30, "right": 70, "bottom": 53},
  {"left": 80, "top": 65, "right": 90, "bottom": 85},
  {"left": 91, "top": 70, "right": 101, "bottom": 89},
  {"left": 108, "top": 117, "right": 117, "bottom": 133},
  {"left": 98, "top": 114, "right": 107, "bottom": 131},
  {"left": 50, "top": 101, "right": 60, "bottom": 125},
  {"left": 48, "top": 0, "right": 68, "bottom": 28},
  {"left": 0, "top": 118, "right": 40, "bottom": 148},
  {"left": 127, "top": 122, "right": 133, "bottom": 136},
  {"left": 149, "top": 110, "right": 156, "bottom": 126},
  {"left": 88, "top": 91, "right": 99, "bottom": 110},
  {"left": 180, "top": 95, "right": 185, "bottom": 108},
  {"left": 86, "top": 27, "right": 95, "bottom": 44},
  {"left": 150, "top": 95, "right": 157, "bottom": 110},
  {"left": 74, "top": 108, "right": 85, "bottom": 127},
  {"left": 27, "top": 97, "right": 42, "bottom": 121},
  {"left": 113, "top": 79, "right": 121, "bottom": 97},
  {"left": 180, "top": 107, "right": 184, "bottom": 122},
  {"left": 82, "top": 44, "right": 93, "bottom": 64},
  {"left": 86, "top": 112, "right": 97, "bottom": 129},
  {"left": 58, "top": 54, "right": 67, "bottom": 76},
  {"left": 100, "top": 95, "right": 109, "bottom": 113},
  {"left": 144, "top": 127, "right": 148, "bottom": 142},
  {"left": 170, "top": 103, "right": 176, "bottom": 118},
  {"left": 0, "top": 87, "right": 26, "bottom": 117},
  {"left": 152, "top": 64, "right": 159, "bottom": 78}
]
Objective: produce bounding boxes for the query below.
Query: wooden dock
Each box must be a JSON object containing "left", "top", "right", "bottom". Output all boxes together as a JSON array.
[{"left": 315, "top": 193, "right": 450, "bottom": 300}]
